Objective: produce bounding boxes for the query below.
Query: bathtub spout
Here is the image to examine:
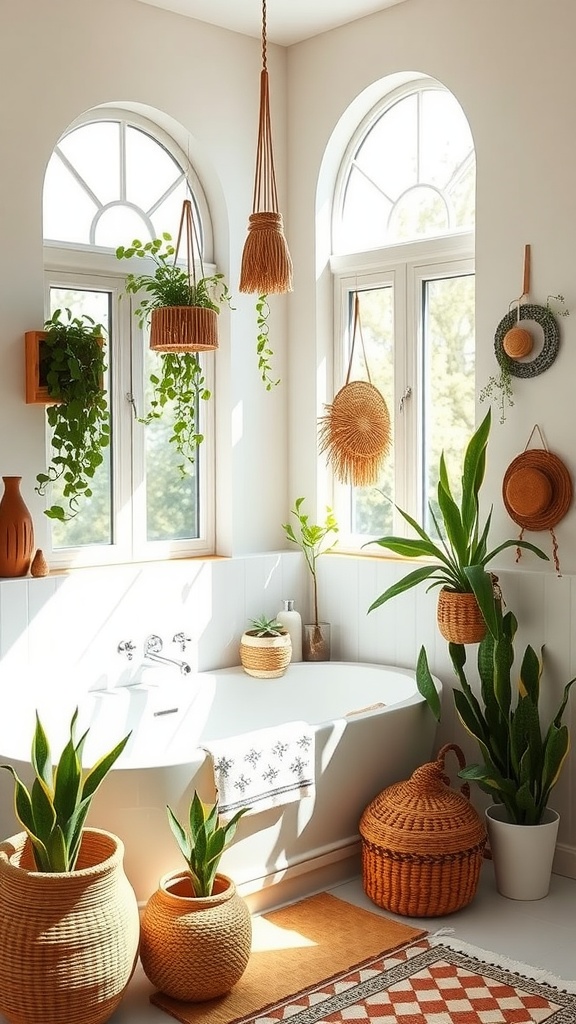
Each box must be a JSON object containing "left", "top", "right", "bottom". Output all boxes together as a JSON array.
[{"left": 144, "top": 634, "right": 192, "bottom": 675}]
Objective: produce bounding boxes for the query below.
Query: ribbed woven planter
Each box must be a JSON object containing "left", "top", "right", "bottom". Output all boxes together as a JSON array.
[
  {"left": 150, "top": 305, "right": 218, "bottom": 352},
  {"left": 239, "top": 629, "right": 292, "bottom": 678},
  {"left": 437, "top": 587, "right": 487, "bottom": 644},
  {"left": 0, "top": 828, "right": 140, "bottom": 1024},
  {"left": 140, "top": 871, "right": 252, "bottom": 1002},
  {"left": 359, "top": 744, "right": 487, "bottom": 917}
]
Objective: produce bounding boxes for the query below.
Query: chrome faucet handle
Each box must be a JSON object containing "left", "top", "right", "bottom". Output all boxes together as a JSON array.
[
  {"left": 117, "top": 639, "right": 137, "bottom": 661},
  {"left": 145, "top": 634, "right": 163, "bottom": 654},
  {"left": 173, "top": 632, "right": 191, "bottom": 652}
]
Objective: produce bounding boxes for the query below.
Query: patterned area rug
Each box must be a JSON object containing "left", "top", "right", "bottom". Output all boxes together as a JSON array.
[{"left": 244, "top": 936, "right": 576, "bottom": 1024}]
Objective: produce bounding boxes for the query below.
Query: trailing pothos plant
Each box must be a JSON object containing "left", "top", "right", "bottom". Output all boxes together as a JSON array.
[
  {"left": 256, "top": 294, "right": 279, "bottom": 390},
  {"left": 35, "top": 308, "right": 110, "bottom": 521},
  {"left": 116, "top": 233, "right": 232, "bottom": 472}
]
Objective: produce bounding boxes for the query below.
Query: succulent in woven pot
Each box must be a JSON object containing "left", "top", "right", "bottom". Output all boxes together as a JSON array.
[
  {"left": 415, "top": 569, "right": 576, "bottom": 827},
  {"left": 366, "top": 409, "right": 548, "bottom": 644},
  {"left": 140, "top": 792, "right": 252, "bottom": 1002},
  {"left": 240, "top": 614, "right": 292, "bottom": 678},
  {"left": 0, "top": 709, "right": 138, "bottom": 1024}
]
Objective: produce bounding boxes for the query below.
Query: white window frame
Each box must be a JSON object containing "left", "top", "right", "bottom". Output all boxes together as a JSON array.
[
  {"left": 43, "top": 250, "right": 216, "bottom": 569},
  {"left": 330, "top": 230, "right": 474, "bottom": 550}
]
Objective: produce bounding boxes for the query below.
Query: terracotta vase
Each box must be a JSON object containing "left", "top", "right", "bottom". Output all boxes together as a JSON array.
[
  {"left": 140, "top": 871, "right": 252, "bottom": 1001},
  {"left": 0, "top": 476, "right": 34, "bottom": 578},
  {"left": 0, "top": 828, "right": 140, "bottom": 1024}
]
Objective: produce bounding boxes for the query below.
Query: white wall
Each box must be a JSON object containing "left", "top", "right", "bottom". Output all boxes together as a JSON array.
[{"left": 0, "top": 0, "right": 575, "bottom": 879}]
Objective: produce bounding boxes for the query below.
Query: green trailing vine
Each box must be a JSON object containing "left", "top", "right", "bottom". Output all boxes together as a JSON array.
[
  {"left": 256, "top": 294, "right": 280, "bottom": 390},
  {"left": 116, "top": 233, "right": 231, "bottom": 473},
  {"left": 143, "top": 352, "right": 211, "bottom": 476},
  {"left": 35, "top": 308, "right": 109, "bottom": 521}
]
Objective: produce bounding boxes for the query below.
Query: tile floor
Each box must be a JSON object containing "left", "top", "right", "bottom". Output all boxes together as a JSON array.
[{"left": 107, "top": 861, "right": 576, "bottom": 1023}]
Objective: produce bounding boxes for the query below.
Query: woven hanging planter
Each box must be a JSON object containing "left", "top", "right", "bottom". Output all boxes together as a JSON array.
[
  {"left": 319, "top": 293, "right": 392, "bottom": 485},
  {"left": 359, "top": 743, "right": 487, "bottom": 918},
  {"left": 437, "top": 587, "right": 487, "bottom": 644},
  {"left": 150, "top": 199, "right": 219, "bottom": 352},
  {"left": 239, "top": 0, "right": 293, "bottom": 294}
]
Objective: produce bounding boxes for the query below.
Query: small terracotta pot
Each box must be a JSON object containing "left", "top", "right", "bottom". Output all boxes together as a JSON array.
[{"left": 0, "top": 476, "right": 34, "bottom": 578}]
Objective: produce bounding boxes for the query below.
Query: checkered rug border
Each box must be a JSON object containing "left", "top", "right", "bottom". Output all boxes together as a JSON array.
[{"left": 245, "top": 937, "right": 576, "bottom": 1024}]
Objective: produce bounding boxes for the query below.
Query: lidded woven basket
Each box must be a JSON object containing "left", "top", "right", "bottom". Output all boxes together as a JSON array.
[{"left": 359, "top": 743, "right": 487, "bottom": 917}]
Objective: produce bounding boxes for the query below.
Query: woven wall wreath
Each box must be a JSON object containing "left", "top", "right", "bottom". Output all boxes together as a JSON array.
[
  {"left": 318, "top": 293, "right": 392, "bottom": 487},
  {"left": 494, "top": 302, "right": 560, "bottom": 378}
]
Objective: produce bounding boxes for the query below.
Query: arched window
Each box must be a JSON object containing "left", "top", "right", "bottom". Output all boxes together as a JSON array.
[
  {"left": 330, "top": 79, "right": 476, "bottom": 545},
  {"left": 42, "top": 111, "right": 215, "bottom": 566}
]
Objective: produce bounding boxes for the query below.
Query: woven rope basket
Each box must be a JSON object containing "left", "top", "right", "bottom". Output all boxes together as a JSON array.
[
  {"left": 0, "top": 828, "right": 140, "bottom": 1024},
  {"left": 318, "top": 380, "right": 392, "bottom": 486},
  {"left": 359, "top": 744, "right": 487, "bottom": 917},
  {"left": 150, "top": 305, "right": 219, "bottom": 352},
  {"left": 239, "top": 630, "right": 292, "bottom": 678},
  {"left": 140, "top": 871, "right": 252, "bottom": 1002},
  {"left": 436, "top": 587, "right": 487, "bottom": 644}
]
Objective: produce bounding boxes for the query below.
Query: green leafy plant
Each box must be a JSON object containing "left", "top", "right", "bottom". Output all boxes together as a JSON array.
[
  {"left": 0, "top": 708, "right": 131, "bottom": 872},
  {"left": 166, "top": 791, "right": 249, "bottom": 897},
  {"left": 35, "top": 308, "right": 110, "bottom": 521},
  {"left": 282, "top": 498, "right": 339, "bottom": 627},
  {"left": 479, "top": 357, "right": 514, "bottom": 425},
  {"left": 256, "top": 294, "right": 279, "bottom": 391},
  {"left": 416, "top": 567, "right": 575, "bottom": 826},
  {"left": 247, "top": 615, "right": 286, "bottom": 637},
  {"left": 115, "top": 234, "right": 233, "bottom": 327},
  {"left": 116, "top": 233, "right": 231, "bottom": 473},
  {"left": 366, "top": 408, "right": 548, "bottom": 614}
]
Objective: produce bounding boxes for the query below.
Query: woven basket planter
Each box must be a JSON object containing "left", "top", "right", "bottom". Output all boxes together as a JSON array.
[
  {"left": 359, "top": 744, "right": 487, "bottom": 917},
  {"left": 239, "top": 629, "right": 292, "bottom": 678},
  {"left": 436, "top": 587, "right": 487, "bottom": 644},
  {"left": 140, "top": 871, "right": 252, "bottom": 1002},
  {"left": 150, "top": 305, "right": 218, "bottom": 352},
  {"left": 0, "top": 828, "right": 140, "bottom": 1024}
]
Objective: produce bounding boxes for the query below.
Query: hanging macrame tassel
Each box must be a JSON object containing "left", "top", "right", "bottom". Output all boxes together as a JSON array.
[{"left": 240, "top": 2, "right": 293, "bottom": 295}]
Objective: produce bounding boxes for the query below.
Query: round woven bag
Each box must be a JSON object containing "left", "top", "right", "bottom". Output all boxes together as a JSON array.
[
  {"left": 318, "top": 380, "right": 392, "bottom": 486},
  {"left": 140, "top": 871, "right": 252, "bottom": 1001},
  {"left": 359, "top": 744, "right": 487, "bottom": 917}
]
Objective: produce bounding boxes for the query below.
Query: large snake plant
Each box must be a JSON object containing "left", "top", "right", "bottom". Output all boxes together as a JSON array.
[
  {"left": 416, "top": 566, "right": 575, "bottom": 825},
  {"left": 367, "top": 408, "right": 548, "bottom": 612},
  {"left": 1, "top": 709, "right": 131, "bottom": 872}
]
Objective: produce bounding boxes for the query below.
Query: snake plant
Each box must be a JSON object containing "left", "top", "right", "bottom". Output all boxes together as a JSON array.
[
  {"left": 416, "top": 566, "right": 575, "bottom": 825},
  {"left": 166, "top": 791, "right": 249, "bottom": 897},
  {"left": 1, "top": 708, "right": 131, "bottom": 872}
]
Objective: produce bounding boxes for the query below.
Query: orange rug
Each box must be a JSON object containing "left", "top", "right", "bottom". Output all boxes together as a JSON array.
[{"left": 151, "top": 891, "right": 426, "bottom": 1024}]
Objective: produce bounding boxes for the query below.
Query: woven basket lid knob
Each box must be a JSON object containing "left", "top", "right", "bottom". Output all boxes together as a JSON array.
[{"left": 505, "top": 466, "right": 552, "bottom": 517}]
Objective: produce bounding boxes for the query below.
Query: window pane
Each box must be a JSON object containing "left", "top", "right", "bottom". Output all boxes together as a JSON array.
[
  {"left": 48, "top": 288, "right": 112, "bottom": 549},
  {"left": 144, "top": 347, "right": 200, "bottom": 542},
  {"left": 349, "top": 287, "right": 395, "bottom": 535},
  {"left": 126, "top": 127, "right": 183, "bottom": 211},
  {"left": 58, "top": 122, "right": 120, "bottom": 206},
  {"left": 423, "top": 274, "right": 475, "bottom": 535},
  {"left": 44, "top": 156, "right": 98, "bottom": 244}
]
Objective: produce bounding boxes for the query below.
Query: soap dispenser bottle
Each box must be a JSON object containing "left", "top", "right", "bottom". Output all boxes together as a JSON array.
[{"left": 277, "top": 600, "right": 303, "bottom": 662}]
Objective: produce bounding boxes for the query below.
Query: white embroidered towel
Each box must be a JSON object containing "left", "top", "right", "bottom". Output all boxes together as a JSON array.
[{"left": 202, "top": 721, "right": 315, "bottom": 817}]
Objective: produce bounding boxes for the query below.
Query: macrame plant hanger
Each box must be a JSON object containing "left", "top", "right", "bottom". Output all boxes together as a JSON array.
[
  {"left": 149, "top": 197, "right": 218, "bottom": 353},
  {"left": 239, "top": 0, "right": 293, "bottom": 294},
  {"left": 318, "top": 292, "right": 392, "bottom": 486}
]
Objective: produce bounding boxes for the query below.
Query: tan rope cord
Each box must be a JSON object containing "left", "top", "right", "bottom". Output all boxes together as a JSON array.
[
  {"left": 345, "top": 293, "right": 372, "bottom": 385},
  {"left": 251, "top": 0, "right": 279, "bottom": 214}
]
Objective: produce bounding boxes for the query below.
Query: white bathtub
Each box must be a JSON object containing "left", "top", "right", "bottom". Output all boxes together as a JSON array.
[{"left": 0, "top": 661, "right": 441, "bottom": 906}]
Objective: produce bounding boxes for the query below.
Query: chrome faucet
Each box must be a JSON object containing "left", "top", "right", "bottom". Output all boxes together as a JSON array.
[{"left": 144, "top": 634, "right": 192, "bottom": 675}]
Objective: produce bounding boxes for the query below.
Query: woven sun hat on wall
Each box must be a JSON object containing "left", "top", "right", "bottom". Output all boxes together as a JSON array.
[
  {"left": 502, "top": 425, "right": 572, "bottom": 574},
  {"left": 318, "top": 293, "right": 392, "bottom": 486}
]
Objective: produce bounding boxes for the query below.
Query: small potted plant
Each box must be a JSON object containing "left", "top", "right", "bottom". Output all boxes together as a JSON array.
[
  {"left": 139, "top": 791, "right": 251, "bottom": 1002},
  {"left": 367, "top": 408, "right": 548, "bottom": 644},
  {"left": 282, "top": 498, "right": 339, "bottom": 660},
  {"left": 239, "top": 614, "right": 292, "bottom": 678},
  {"left": 415, "top": 569, "right": 575, "bottom": 900},
  {"left": 29, "top": 308, "right": 109, "bottom": 521},
  {"left": 0, "top": 708, "right": 138, "bottom": 1024},
  {"left": 116, "top": 209, "right": 233, "bottom": 473}
]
